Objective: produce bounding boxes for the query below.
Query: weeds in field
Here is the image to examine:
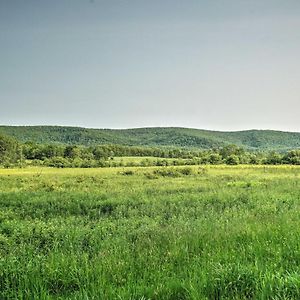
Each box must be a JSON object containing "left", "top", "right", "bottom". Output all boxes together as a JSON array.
[{"left": 0, "top": 165, "right": 299, "bottom": 299}]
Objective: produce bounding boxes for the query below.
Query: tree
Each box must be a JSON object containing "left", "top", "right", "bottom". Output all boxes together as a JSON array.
[
  {"left": 64, "top": 145, "right": 81, "bottom": 159},
  {"left": 0, "top": 133, "right": 22, "bottom": 165},
  {"left": 92, "top": 146, "right": 108, "bottom": 160},
  {"left": 264, "top": 151, "right": 283, "bottom": 165},
  {"left": 225, "top": 154, "right": 240, "bottom": 165},
  {"left": 283, "top": 150, "right": 300, "bottom": 165},
  {"left": 208, "top": 153, "right": 223, "bottom": 164},
  {"left": 219, "top": 144, "right": 245, "bottom": 159}
]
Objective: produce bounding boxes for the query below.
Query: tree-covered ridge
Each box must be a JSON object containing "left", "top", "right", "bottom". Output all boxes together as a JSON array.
[
  {"left": 0, "top": 125, "right": 300, "bottom": 151},
  {"left": 1, "top": 132, "right": 300, "bottom": 168}
]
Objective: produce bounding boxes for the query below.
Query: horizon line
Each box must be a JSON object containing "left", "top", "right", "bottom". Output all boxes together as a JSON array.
[{"left": 0, "top": 124, "right": 299, "bottom": 134}]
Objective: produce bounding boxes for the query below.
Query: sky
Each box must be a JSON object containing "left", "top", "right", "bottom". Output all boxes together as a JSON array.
[{"left": 0, "top": 0, "right": 300, "bottom": 132}]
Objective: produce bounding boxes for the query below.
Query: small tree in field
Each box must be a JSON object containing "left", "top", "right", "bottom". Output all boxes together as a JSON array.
[
  {"left": 283, "top": 150, "right": 300, "bottom": 165},
  {"left": 225, "top": 154, "right": 239, "bottom": 165},
  {"left": 0, "top": 134, "right": 22, "bottom": 165}
]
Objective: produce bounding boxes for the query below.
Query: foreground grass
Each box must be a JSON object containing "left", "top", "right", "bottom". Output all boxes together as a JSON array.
[{"left": 0, "top": 165, "right": 300, "bottom": 299}]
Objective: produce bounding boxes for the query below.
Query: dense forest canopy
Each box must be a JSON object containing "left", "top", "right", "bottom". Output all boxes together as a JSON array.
[
  {"left": 0, "top": 131, "right": 300, "bottom": 168},
  {"left": 1, "top": 126, "right": 300, "bottom": 151}
]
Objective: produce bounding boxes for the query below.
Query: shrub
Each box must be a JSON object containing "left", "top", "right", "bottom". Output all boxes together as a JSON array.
[
  {"left": 121, "top": 170, "right": 134, "bottom": 175},
  {"left": 152, "top": 167, "right": 193, "bottom": 177},
  {"left": 179, "top": 167, "right": 193, "bottom": 175},
  {"left": 45, "top": 157, "right": 70, "bottom": 168},
  {"left": 225, "top": 155, "right": 240, "bottom": 165}
]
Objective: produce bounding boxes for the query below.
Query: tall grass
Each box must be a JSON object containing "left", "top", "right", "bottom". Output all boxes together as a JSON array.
[{"left": 0, "top": 165, "right": 299, "bottom": 299}]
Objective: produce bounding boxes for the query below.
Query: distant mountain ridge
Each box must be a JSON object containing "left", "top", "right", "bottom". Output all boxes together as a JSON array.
[{"left": 0, "top": 125, "right": 300, "bottom": 151}]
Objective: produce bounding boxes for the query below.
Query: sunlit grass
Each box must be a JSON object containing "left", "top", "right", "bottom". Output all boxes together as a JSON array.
[{"left": 0, "top": 165, "right": 300, "bottom": 299}]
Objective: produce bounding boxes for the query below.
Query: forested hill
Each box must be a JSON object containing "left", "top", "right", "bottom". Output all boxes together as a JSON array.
[{"left": 0, "top": 126, "right": 300, "bottom": 151}]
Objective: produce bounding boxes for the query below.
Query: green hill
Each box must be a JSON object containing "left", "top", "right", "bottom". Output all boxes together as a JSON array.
[{"left": 0, "top": 125, "right": 300, "bottom": 151}]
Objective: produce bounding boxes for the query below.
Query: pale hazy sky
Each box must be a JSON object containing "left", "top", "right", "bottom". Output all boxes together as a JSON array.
[{"left": 1, "top": 0, "right": 300, "bottom": 131}]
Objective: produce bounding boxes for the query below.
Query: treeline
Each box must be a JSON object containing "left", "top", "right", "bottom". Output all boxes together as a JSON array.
[
  {"left": 0, "top": 133, "right": 300, "bottom": 168},
  {"left": 2, "top": 125, "right": 300, "bottom": 151}
]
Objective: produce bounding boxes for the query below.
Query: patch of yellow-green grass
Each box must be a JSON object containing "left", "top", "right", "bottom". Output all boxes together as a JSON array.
[{"left": 1, "top": 165, "right": 300, "bottom": 299}]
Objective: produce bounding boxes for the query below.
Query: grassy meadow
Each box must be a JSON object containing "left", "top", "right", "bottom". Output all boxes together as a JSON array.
[{"left": 0, "top": 165, "right": 300, "bottom": 299}]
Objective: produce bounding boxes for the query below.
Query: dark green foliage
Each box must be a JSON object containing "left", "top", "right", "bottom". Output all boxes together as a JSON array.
[
  {"left": 7, "top": 140, "right": 300, "bottom": 168},
  {"left": 45, "top": 157, "right": 70, "bottom": 168},
  {"left": 225, "top": 154, "right": 240, "bottom": 165},
  {"left": 179, "top": 167, "right": 193, "bottom": 175},
  {"left": 283, "top": 150, "right": 300, "bottom": 165},
  {"left": 1, "top": 125, "right": 300, "bottom": 151},
  {"left": 153, "top": 167, "right": 193, "bottom": 177},
  {"left": 0, "top": 133, "right": 23, "bottom": 166},
  {"left": 265, "top": 151, "right": 284, "bottom": 165},
  {"left": 1, "top": 127, "right": 300, "bottom": 168},
  {"left": 208, "top": 152, "right": 223, "bottom": 164},
  {"left": 121, "top": 170, "right": 135, "bottom": 175},
  {"left": 64, "top": 145, "right": 81, "bottom": 159},
  {"left": 23, "top": 142, "right": 64, "bottom": 160}
]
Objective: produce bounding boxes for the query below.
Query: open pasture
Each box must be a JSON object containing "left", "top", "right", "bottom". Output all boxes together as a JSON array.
[{"left": 0, "top": 165, "right": 300, "bottom": 299}]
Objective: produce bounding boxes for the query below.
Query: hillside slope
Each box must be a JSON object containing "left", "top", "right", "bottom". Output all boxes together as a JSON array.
[{"left": 0, "top": 126, "right": 300, "bottom": 151}]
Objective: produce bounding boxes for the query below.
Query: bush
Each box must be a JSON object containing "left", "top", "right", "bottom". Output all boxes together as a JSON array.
[
  {"left": 45, "top": 157, "right": 70, "bottom": 168},
  {"left": 179, "top": 167, "right": 193, "bottom": 175},
  {"left": 152, "top": 167, "right": 193, "bottom": 177},
  {"left": 225, "top": 155, "right": 240, "bottom": 165},
  {"left": 121, "top": 170, "right": 135, "bottom": 175},
  {"left": 283, "top": 150, "right": 300, "bottom": 165}
]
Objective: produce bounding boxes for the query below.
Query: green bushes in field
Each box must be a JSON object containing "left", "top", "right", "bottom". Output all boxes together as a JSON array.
[
  {"left": 45, "top": 157, "right": 70, "bottom": 168},
  {"left": 283, "top": 150, "right": 300, "bottom": 165},
  {"left": 121, "top": 170, "right": 135, "bottom": 176},
  {"left": 2, "top": 133, "right": 300, "bottom": 168},
  {"left": 153, "top": 167, "right": 194, "bottom": 177},
  {"left": 225, "top": 154, "right": 240, "bottom": 165}
]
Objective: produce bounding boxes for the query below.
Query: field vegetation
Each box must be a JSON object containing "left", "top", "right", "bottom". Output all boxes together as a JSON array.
[{"left": 1, "top": 165, "right": 300, "bottom": 299}]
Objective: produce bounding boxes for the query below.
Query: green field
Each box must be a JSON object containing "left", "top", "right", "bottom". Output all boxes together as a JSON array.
[{"left": 1, "top": 165, "right": 300, "bottom": 299}]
